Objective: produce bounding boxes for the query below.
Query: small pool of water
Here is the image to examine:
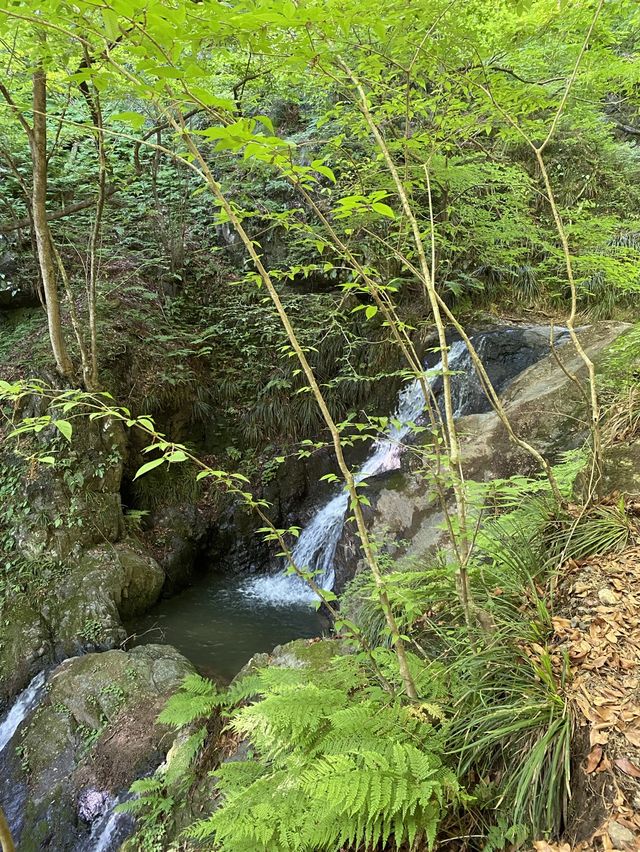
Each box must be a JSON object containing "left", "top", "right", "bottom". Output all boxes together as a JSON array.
[{"left": 128, "top": 571, "right": 327, "bottom": 682}]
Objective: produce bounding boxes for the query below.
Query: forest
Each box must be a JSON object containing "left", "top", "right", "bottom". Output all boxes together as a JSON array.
[{"left": 1, "top": 0, "right": 640, "bottom": 850}]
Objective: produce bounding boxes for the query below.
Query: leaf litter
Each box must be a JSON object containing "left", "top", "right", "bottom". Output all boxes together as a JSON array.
[{"left": 540, "top": 543, "right": 640, "bottom": 849}]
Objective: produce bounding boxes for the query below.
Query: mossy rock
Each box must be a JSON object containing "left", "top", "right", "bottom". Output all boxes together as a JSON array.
[
  {"left": 0, "top": 599, "right": 50, "bottom": 708},
  {"left": 0, "top": 541, "right": 164, "bottom": 705},
  {"left": 10, "top": 645, "right": 194, "bottom": 851}
]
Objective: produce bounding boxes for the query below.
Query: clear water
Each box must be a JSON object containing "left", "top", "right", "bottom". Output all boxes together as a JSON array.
[
  {"left": 129, "top": 572, "right": 326, "bottom": 681},
  {"left": 131, "top": 344, "right": 468, "bottom": 672}
]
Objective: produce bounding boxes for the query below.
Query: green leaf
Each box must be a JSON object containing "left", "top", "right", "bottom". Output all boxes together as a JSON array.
[
  {"left": 110, "top": 111, "right": 146, "bottom": 131},
  {"left": 256, "top": 114, "right": 275, "bottom": 134},
  {"left": 371, "top": 202, "right": 395, "bottom": 218},
  {"left": 167, "top": 449, "right": 188, "bottom": 463},
  {"left": 311, "top": 160, "right": 336, "bottom": 182},
  {"left": 365, "top": 305, "right": 378, "bottom": 320},
  {"left": 134, "top": 457, "right": 165, "bottom": 479},
  {"left": 55, "top": 420, "right": 73, "bottom": 442}
]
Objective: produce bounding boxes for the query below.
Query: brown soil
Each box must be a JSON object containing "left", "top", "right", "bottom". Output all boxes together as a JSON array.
[{"left": 75, "top": 695, "right": 171, "bottom": 793}]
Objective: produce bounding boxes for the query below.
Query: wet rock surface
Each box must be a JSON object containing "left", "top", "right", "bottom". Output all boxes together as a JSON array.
[
  {"left": 366, "top": 323, "right": 629, "bottom": 569},
  {"left": 2, "top": 644, "right": 193, "bottom": 852}
]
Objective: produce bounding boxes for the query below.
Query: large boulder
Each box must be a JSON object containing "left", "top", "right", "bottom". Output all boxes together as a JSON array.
[
  {"left": 367, "top": 322, "right": 630, "bottom": 565},
  {"left": 2, "top": 644, "right": 193, "bottom": 852},
  {"left": 0, "top": 541, "right": 164, "bottom": 706},
  {"left": 0, "top": 390, "right": 168, "bottom": 706}
]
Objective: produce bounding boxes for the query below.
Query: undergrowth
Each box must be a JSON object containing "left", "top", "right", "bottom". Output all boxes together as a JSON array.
[{"left": 121, "top": 451, "right": 640, "bottom": 851}]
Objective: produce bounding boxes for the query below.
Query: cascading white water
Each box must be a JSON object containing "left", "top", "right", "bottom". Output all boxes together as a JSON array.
[
  {"left": 0, "top": 671, "right": 45, "bottom": 753},
  {"left": 76, "top": 792, "right": 135, "bottom": 852},
  {"left": 0, "top": 671, "right": 47, "bottom": 840},
  {"left": 243, "top": 340, "right": 469, "bottom": 604}
]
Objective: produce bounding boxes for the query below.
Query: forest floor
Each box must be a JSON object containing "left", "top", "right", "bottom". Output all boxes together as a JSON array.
[{"left": 542, "top": 536, "right": 640, "bottom": 850}]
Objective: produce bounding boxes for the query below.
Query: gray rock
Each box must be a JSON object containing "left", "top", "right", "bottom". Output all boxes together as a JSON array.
[
  {"left": 597, "top": 442, "right": 640, "bottom": 498},
  {"left": 0, "top": 541, "right": 164, "bottom": 705},
  {"left": 367, "top": 322, "right": 629, "bottom": 571},
  {"left": 607, "top": 820, "right": 637, "bottom": 850},
  {"left": 150, "top": 504, "right": 206, "bottom": 595}
]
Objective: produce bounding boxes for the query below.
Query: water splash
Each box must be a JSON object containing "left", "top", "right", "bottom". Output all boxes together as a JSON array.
[
  {"left": 242, "top": 341, "right": 468, "bottom": 604},
  {"left": 76, "top": 791, "right": 135, "bottom": 852}
]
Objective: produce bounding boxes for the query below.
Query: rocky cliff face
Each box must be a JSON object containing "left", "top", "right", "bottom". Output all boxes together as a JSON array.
[
  {"left": 0, "top": 403, "right": 168, "bottom": 705},
  {"left": 357, "top": 323, "right": 630, "bottom": 572}
]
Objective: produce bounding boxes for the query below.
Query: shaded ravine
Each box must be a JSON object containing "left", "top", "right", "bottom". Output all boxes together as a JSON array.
[
  {"left": 0, "top": 325, "right": 567, "bottom": 850},
  {"left": 133, "top": 325, "right": 566, "bottom": 672}
]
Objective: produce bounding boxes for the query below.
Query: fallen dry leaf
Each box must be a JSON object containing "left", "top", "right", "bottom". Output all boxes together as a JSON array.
[
  {"left": 614, "top": 757, "right": 640, "bottom": 778},
  {"left": 590, "top": 726, "right": 610, "bottom": 747},
  {"left": 587, "top": 654, "right": 610, "bottom": 669},
  {"left": 623, "top": 727, "right": 640, "bottom": 748},
  {"left": 585, "top": 745, "right": 604, "bottom": 774}
]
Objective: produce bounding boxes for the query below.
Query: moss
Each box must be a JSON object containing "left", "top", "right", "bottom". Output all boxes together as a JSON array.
[
  {"left": 18, "top": 790, "right": 77, "bottom": 852},
  {"left": 275, "top": 637, "right": 342, "bottom": 671},
  {"left": 0, "top": 599, "right": 48, "bottom": 704}
]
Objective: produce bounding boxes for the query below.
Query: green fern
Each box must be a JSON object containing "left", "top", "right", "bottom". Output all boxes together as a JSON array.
[
  {"left": 117, "top": 778, "right": 175, "bottom": 852},
  {"left": 157, "top": 674, "right": 220, "bottom": 728},
  {"left": 185, "top": 661, "right": 462, "bottom": 851}
]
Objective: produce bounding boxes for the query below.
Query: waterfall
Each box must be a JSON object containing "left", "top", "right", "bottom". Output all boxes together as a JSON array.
[
  {"left": 0, "top": 671, "right": 46, "bottom": 839},
  {"left": 76, "top": 792, "right": 135, "bottom": 852},
  {"left": 243, "top": 340, "right": 468, "bottom": 604},
  {"left": 0, "top": 671, "right": 45, "bottom": 752}
]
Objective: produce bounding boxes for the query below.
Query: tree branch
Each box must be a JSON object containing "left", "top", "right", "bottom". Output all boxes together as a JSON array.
[{"left": 0, "top": 186, "right": 117, "bottom": 234}]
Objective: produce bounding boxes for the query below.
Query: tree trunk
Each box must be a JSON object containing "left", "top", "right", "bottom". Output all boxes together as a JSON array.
[{"left": 30, "top": 66, "right": 74, "bottom": 380}]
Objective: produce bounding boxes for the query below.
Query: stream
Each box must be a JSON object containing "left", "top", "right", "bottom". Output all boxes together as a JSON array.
[
  {"left": 130, "top": 572, "right": 326, "bottom": 681},
  {"left": 131, "top": 325, "right": 566, "bottom": 678}
]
